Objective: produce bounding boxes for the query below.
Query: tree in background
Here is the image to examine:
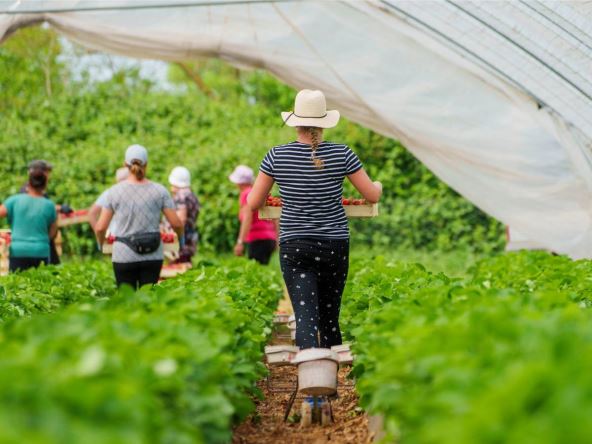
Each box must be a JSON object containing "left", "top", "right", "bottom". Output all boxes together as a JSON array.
[{"left": 0, "top": 26, "right": 503, "bottom": 255}]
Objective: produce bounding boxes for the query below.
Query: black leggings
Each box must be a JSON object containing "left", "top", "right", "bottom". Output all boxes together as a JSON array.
[
  {"left": 248, "top": 239, "right": 276, "bottom": 265},
  {"left": 112, "top": 260, "right": 163, "bottom": 289},
  {"left": 279, "top": 238, "right": 349, "bottom": 349},
  {"left": 9, "top": 257, "right": 47, "bottom": 273}
]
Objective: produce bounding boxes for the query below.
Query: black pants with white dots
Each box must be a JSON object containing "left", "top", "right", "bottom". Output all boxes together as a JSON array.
[{"left": 279, "top": 238, "right": 349, "bottom": 350}]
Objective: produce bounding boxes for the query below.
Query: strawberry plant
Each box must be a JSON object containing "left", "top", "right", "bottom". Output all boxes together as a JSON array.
[
  {"left": 0, "top": 257, "right": 281, "bottom": 443},
  {"left": 0, "top": 261, "right": 115, "bottom": 321},
  {"left": 343, "top": 251, "right": 592, "bottom": 443}
]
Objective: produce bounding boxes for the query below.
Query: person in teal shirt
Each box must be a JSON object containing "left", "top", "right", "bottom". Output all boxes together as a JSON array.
[{"left": 0, "top": 168, "right": 57, "bottom": 272}]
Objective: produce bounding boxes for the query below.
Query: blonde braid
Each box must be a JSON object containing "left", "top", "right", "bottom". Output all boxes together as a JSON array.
[{"left": 309, "top": 127, "right": 324, "bottom": 169}]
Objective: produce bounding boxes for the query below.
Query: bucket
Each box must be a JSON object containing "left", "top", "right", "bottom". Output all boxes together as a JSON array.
[
  {"left": 288, "top": 314, "right": 297, "bottom": 341},
  {"left": 265, "top": 345, "right": 299, "bottom": 366},
  {"left": 331, "top": 343, "right": 354, "bottom": 365},
  {"left": 287, "top": 314, "right": 297, "bottom": 330},
  {"left": 273, "top": 312, "right": 291, "bottom": 324},
  {"left": 293, "top": 348, "right": 339, "bottom": 396}
]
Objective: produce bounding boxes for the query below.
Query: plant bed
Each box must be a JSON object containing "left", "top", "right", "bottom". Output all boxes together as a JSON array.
[{"left": 0, "top": 258, "right": 282, "bottom": 443}]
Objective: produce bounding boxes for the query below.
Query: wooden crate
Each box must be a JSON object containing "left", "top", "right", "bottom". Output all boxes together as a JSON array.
[
  {"left": 273, "top": 312, "right": 291, "bottom": 324},
  {"left": 258, "top": 206, "right": 281, "bottom": 220},
  {"left": 0, "top": 229, "right": 10, "bottom": 276},
  {"left": 54, "top": 231, "right": 63, "bottom": 257},
  {"left": 345, "top": 203, "right": 379, "bottom": 218},
  {"left": 160, "top": 263, "right": 192, "bottom": 279},
  {"left": 265, "top": 345, "right": 299, "bottom": 366},
  {"left": 258, "top": 203, "right": 379, "bottom": 220},
  {"left": 57, "top": 210, "right": 90, "bottom": 227}
]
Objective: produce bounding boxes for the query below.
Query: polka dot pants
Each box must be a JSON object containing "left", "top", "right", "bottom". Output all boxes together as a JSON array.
[{"left": 279, "top": 238, "right": 349, "bottom": 350}]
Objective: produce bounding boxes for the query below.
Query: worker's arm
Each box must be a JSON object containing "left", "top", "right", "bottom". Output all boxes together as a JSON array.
[
  {"left": 88, "top": 204, "right": 102, "bottom": 230},
  {"left": 235, "top": 206, "right": 253, "bottom": 256},
  {"left": 247, "top": 173, "right": 275, "bottom": 210},
  {"left": 0, "top": 204, "right": 6, "bottom": 218},
  {"left": 94, "top": 208, "right": 114, "bottom": 247},
  {"left": 347, "top": 169, "right": 382, "bottom": 203},
  {"left": 176, "top": 206, "right": 188, "bottom": 226},
  {"left": 163, "top": 208, "right": 184, "bottom": 243},
  {"left": 48, "top": 221, "right": 58, "bottom": 240}
]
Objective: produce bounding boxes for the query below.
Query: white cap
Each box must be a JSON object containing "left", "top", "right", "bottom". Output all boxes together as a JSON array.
[
  {"left": 229, "top": 165, "right": 254, "bottom": 184},
  {"left": 125, "top": 144, "right": 148, "bottom": 166},
  {"left": 169, "top": 166, "right": 191, "bottom": 188}
]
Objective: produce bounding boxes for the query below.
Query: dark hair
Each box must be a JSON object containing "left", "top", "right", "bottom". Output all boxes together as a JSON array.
[
  {"left": 28, "top": 168, "right": 47, "bottom": 191},
  {"left": 128, "top": 160, "right": 146, "bottom": 180}
]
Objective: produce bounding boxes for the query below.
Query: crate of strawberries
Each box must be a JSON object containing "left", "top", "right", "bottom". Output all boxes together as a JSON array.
[
  {"left": 258, "top": 196, "right": 378, "bottom": 219},
  {"left": 57, "top": 209, "right": 90, "bottom": 227},
  {"left": 102, "top": 232, "right": 179, "bottom": 254},
  {"left": 0, "top": 230, "right": 10, "bottom": 277}
]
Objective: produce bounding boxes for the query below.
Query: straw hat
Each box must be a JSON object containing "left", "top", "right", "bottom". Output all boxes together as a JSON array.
[{"left": 281, "top": 89, "right": 340, "bottom": 128}]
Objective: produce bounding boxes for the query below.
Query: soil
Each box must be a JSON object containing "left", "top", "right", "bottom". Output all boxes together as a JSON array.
[{"left": 232, "top": 330, "right": 370, "bottom": 444}]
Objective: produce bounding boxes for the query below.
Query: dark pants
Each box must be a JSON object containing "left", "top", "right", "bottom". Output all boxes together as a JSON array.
[
  {"left": 279, "top": 238, "right": 349, "bottom": 349},
  {"left": 248, "top": 239, "right": 276, "bottom": 265},
  {"left": 9, "top": 257, "right": 47, "bottom": 273},
  {"left": 112, "top": 260, "right": 163, "bottom": 289}
]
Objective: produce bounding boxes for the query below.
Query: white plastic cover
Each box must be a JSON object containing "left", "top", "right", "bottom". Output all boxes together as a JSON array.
[{"left": 2, "top": 0, "right": 592, "bottom": 257}]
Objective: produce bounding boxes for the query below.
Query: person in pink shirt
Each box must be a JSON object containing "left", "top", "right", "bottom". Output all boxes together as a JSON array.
[{"left": 229, "top": 165, "right": 277, "bottom": 264}]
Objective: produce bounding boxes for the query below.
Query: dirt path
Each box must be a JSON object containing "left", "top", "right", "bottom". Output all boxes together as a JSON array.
[{"left": 233, "top": 326, "right": 369, "bottom": 444}]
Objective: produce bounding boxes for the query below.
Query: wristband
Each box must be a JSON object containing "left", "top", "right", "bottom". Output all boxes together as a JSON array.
[{"left": 236, "top": 239, "right": 244, "bottom": 245}]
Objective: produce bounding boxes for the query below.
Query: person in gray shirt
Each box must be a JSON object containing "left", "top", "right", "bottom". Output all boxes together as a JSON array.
[{"left": 94, "top": 144, "right": 184, "bottom": 288}]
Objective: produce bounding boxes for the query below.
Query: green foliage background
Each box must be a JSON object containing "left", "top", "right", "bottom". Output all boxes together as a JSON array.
[{"left": 0, "top": 27, "right": 504, "bottom": 255}]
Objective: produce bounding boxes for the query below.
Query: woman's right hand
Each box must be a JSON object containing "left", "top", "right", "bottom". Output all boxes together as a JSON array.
[{"left": 234, "top": 242, "right": 245, "bottom": 256}]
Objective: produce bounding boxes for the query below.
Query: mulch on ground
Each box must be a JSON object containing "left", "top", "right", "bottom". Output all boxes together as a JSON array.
[{"left": 233, "top": 332, "right": 369, "bottom": 444}]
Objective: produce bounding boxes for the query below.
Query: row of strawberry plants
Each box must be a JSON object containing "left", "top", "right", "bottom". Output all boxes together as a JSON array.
[
  {"left": 0, "top": 258, "right": 281, "bottom": 443},
  {"left": 342, "top": 251, "right": 592, "bottom": 443},
  {"left": 0, "top": 261, "right": 115, "bottom": 322}
]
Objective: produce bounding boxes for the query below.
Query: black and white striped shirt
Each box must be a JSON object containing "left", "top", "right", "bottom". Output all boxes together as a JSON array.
[{"left": 260, "top": 141, "right": 363, "bottom": 242}]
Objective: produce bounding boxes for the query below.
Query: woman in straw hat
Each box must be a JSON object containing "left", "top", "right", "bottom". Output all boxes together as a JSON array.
[{"left": 247, "top": 89, "right": 382, "bottom": 350}]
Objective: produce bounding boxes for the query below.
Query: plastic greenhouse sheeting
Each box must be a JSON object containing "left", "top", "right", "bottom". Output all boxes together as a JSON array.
[{"left": 2, "top": 0, "right": 592, "bottom": 257}]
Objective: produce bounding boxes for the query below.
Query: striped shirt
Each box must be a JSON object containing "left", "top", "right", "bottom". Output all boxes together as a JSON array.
[{"left": 260, "top": 141, "right": 363, "bottom": 242}]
